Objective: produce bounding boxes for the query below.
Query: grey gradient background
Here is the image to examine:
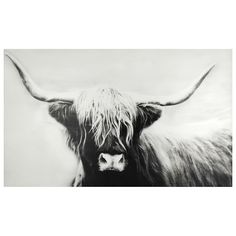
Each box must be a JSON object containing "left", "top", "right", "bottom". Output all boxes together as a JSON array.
[{"left": 4, "top": 49, "right": 232, "bottom": 186}]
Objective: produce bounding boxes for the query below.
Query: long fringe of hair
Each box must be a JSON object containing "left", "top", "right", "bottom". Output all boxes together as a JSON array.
[{"left": 74, "top": 88, "right": 137, "bottom": 151}]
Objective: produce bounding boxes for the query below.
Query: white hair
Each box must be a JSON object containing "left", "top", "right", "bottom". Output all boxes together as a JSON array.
[
  {"left": 74, "top": 88, "right": 137, "bottom": 150},
  {"left": 140, "top": 117, "right": 232, "bottom": 186}
]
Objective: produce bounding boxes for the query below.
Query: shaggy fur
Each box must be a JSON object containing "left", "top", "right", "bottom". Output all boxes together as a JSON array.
[
  {"left": 75, "top": 88, "right": 137, "bottom": 150},
  {"left": 139, "top": 127, "right": 232, "bottom": 186},
  {"left": 49, "top": 88, "right": 232, "bottom": 186}
]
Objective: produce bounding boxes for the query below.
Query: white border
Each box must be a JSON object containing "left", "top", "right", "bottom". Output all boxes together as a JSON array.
[{"left": 0, "top": 1, "right": 235, "bottom": 236}]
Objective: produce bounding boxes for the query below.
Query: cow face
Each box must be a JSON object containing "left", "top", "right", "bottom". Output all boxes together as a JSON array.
[{"left": 49, "top": 88, "right": 162, "bottom": 186}]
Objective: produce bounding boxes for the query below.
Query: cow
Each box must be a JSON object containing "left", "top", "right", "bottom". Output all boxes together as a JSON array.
[{"left": 5, "top": 52, "right": 232, "bottom": 187}]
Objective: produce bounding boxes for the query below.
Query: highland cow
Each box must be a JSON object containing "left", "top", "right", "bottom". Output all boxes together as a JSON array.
[{"left": 6, "top": 52, "right": 232, "bottom": 187}]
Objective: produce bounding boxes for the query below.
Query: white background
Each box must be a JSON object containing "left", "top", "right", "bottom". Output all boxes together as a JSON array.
[
  {"left": 4, "top": 49, "right": 231, "bottom": 186},
  {"left": 0, "top": 0, "right": 235, "bottom": 236}
]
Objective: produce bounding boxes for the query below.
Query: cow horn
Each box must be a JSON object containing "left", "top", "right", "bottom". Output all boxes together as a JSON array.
[
  {"left": 144, "top": 65, "right": 215, "bottom": 106},
  {"left": 5, "top": 52, "right": 74, "bottom": 104}
]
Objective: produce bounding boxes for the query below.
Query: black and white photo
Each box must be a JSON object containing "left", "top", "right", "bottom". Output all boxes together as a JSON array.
[{"left": 4, "top": 49, "right": 232, "bottom": 186}]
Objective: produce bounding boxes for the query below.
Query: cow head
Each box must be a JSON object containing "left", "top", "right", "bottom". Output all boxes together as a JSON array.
[
  {"left": 6, "top": 52, "right": 215, "bottom": 186},
  {"left": 48, "top": 88, "right": 162, "bottom": 185}
]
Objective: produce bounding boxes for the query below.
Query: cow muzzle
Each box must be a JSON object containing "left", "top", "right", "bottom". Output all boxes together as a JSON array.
[{"left": 98, "top": 153, "right": 127, "bottom": 172}]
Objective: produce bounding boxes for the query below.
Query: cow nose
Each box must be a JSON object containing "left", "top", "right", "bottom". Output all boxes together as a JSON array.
[{"left": 98, "top": 153, "right": 126, "bottom": 172}]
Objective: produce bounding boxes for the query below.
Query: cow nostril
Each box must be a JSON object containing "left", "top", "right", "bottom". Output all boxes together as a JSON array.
[
  {"left": 99, "top": 156, "right": 107, "bottom": 163},
  {"left": 118, "top": 156, "right": 125, "bottom": 164}
]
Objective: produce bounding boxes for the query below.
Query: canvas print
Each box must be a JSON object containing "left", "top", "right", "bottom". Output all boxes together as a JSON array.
[{"left": 4, "top": 50, "right": 232, "bottom": 187}]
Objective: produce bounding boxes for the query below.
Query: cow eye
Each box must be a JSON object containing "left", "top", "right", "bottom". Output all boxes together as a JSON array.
[{"left": 120, "top": 126, "right": 128, "bottom": 136}]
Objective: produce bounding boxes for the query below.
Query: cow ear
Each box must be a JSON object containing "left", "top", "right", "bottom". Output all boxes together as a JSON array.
[
  {"left": 137, "top": 103, "right": 162, "bottom": 129},
  {"left": 48, "top": 102, "right": 78, "bottom": 127}
]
